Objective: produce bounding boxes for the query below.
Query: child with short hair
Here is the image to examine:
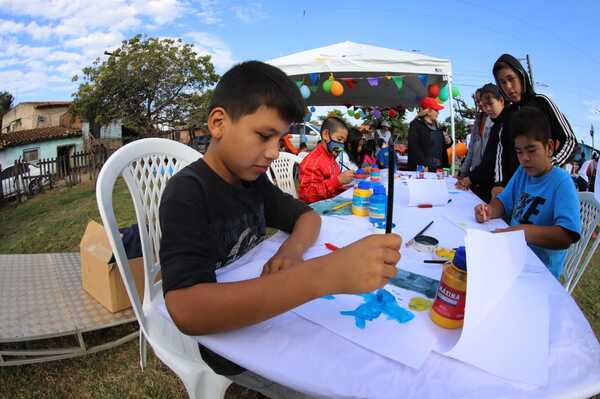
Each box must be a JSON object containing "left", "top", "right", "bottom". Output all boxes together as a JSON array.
[
  {"left": 474, "top": 106, "right": 581, "bottom": 279},
  {"left": 299, "top": 117, "right": 355, "bottom": 203},
  {"left": 335, "top": 127, "right": 362, "bottom": 172},
  {"left": 160, "top": 61, "right": 401, "bottom": 396}
]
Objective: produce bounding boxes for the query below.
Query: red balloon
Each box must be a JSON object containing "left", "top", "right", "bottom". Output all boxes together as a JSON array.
[{"left": 428, "top": 84, "right": 440, "bottom": 98}]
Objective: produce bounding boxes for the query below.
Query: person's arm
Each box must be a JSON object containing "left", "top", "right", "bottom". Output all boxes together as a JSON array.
[
  {"left": 494, "top": 224, "right": 573, "bottom": 249},
  {"left": 298, "top": 156, "right": 347, "bottom": 203},
  {"left": 537, "top": 95, "right": 577, "bottom": 166},
  {"left": 165, "top": 234, "right": 402, "bottom": 335},
  {"left": 474, "top": 197, "right": 505, "bottom": 222}
]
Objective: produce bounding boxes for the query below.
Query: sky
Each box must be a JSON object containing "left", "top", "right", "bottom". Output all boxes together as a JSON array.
[{"left": 1, "top": 0, "right": 599, "bottom": 146}]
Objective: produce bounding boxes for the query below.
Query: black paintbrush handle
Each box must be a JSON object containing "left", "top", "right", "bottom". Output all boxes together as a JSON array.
[{"left": 385, "top": 140, "right": 395, "bottom": 234}]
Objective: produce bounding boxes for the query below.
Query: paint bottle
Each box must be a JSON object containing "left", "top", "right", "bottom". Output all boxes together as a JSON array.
[
  {"left": 430, "top": 246, "right": 467, "bottom": 329},
  {"left": 436, "top": 168, "right": 444, "bottom": 180},
  {"left": 370, "top": 167, "right": 381, "bottom": 182},
  {"left": 416, "top": 165, "right": 425, "bottom": 179},
  {"left": 352, "top": 181, "right": 371, "bottom": 217},
  {"left": 368, "top": 183, "right": 387, "bottom": 224},
  {"left": 354, "top": 168, "right": 368, "bottom": 186}
]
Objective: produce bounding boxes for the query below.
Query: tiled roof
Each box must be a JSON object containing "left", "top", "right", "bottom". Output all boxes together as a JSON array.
[{"left": 0, "top": 126, "right": 82, "bottom": 149}]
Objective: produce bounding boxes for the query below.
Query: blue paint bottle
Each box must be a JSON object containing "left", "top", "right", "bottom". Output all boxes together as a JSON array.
[{"left": 368, "top": 183, "right": 387, "bottom": 225}]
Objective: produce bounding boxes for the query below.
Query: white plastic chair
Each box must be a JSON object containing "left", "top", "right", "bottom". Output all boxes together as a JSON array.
[
  {"left": 268, "top": 152, "right": 300, "bottom": 198},
  {"left": 562, "top": 192, "right": 600, "bottom": 294},
  {"left": 96, "top": 138, "right": 232, "bottom": 398}
]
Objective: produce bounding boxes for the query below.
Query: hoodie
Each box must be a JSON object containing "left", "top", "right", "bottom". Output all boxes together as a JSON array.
[
  {"left": 407, "top": 117, "right": 451, "bottom": 171},
  {"left": 493, "top": 54, "right": 576, "bottom": 168}
]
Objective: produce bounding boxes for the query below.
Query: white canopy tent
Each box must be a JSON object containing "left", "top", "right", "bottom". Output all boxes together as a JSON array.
[{"left": 267, "top": 41, "right": 458, "bottom": 172}]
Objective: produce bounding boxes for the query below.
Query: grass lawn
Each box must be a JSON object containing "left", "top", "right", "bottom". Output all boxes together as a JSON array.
[{"left": 0, "top": 180, "right": 598, "bottom": 397}]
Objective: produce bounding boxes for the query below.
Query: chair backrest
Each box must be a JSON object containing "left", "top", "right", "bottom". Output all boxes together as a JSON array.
[
  {"left": 562, "top": 192, "right": 600, "bottom": 294},
  {"left": 269, "top": 152, "right": 300, "bottom": 198},
  {"left": 96, "top": 138, "right": 202, "bottom": 336}
]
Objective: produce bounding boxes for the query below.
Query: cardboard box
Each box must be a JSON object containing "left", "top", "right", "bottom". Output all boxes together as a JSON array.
[{"left": 80, "top": 220, "right": 145, "bottom": 313}]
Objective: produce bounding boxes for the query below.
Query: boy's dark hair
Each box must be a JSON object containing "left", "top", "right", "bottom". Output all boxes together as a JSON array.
[
  {"left": 320, "top": 116, "right": 347, "bottom": 137},
  {"left": 209, "top": 61, "right": 305, "bottom": 123},
  {"left": 345, "top": 128, "right": 363, "bottom": 165},
  {"left": 492, "top": 61, "right": 514, "bottom": 78},
  {"left": 299, "top": 142, "right": 308, "bottom": 150},
  {"left": 511, "top": 106, "right": 551, "bottom": 142},
  {"left": 479, "top": 83, "right": 503, "bottom": 101}
]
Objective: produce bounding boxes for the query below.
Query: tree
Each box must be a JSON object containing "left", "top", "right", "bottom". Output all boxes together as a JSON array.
[
  {"left": 71, "top": 35, "right": 219, "bottom": 136},
  {"left": 318, "top": 109, "right": 350, "bottom": 125},
  {"left": 0, "top": 91, "right": 14, "bottom": 131}
]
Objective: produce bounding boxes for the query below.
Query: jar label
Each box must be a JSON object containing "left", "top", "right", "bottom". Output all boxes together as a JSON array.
[{"left": 432, "top": 282, "right": 466, "bottom": 320}]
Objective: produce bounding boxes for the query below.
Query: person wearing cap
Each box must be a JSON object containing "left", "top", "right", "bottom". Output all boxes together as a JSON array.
[
  {"left": 407, "top": 97, "right": 451, "bottom": 171},
  {"left": 375, "top": 120, "right": 393, "bottom": 148}
]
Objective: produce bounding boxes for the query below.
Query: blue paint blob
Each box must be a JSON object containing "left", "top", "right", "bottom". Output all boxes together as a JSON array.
[
  {"left": 340, "top": 288, "right": 414, "bottom": 328},
  {"left": 321, "top": 295, "right": 336, "bottom": 300}
]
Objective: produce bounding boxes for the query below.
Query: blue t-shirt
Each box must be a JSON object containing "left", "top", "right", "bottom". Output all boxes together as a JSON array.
[
  {"left": 376, "top": 147, "right": 397, "bottom": 169},
  {"left": 497, "top": 166, "right": 580, "bottom": 278}
]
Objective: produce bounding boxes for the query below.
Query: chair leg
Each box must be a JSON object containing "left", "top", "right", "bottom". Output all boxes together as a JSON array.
[{"left": 139, "top": 332, "right": 148, "bottom": 370}]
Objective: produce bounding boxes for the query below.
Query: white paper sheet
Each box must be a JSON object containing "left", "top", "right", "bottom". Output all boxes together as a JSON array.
[
  {"left": 439, "top": 229, "right": 549, "bottom": 386},
  {"left": 407, "top": 179, "right": 449, "bottom": 207},
  {"left": 293, "top": 285, "right": 437, "bottom": 370}
]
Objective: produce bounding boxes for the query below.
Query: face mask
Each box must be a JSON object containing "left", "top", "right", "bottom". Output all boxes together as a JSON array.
[{"left": 327, "top": 138, "right": 345, "bottom": 156}]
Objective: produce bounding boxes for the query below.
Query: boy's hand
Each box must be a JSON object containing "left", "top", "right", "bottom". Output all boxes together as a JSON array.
[
  {"left": 474, "top": 204, "right": 491, "bottom": 223},
  {"left": 338, "top": 170, "right": 355, "bottom": 185},
  {"left": 456, "top": 177, "right": 471, "bottom": 190},
  {"left": 261, "top": 247, "right": 303, "bottom": 276},
  {"left": 491, "top": 186, "right": 504, "bottom": 199},
  {"left": 326, "top": 234, "right": 402, "bottom": 294}
]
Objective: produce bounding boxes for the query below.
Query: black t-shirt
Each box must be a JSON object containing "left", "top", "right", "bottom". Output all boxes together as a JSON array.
[{"left": 159, "top": 158, "right": 311, "bottom": 375}]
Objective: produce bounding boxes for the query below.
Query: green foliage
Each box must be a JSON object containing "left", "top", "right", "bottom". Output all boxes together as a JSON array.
[
  {"left": 71, "top": 35, "right": 219, "bottom": 136},
  {"left": 0, "top": 91, "right": 14, "bottom": 130},
  {"left": 318, "top": 108, "right": 350, "bottom": 125}
]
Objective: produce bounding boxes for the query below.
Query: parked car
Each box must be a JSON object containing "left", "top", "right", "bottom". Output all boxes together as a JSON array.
[
  {"left": 0, "top": 162, "right": 51, "bottom": 198},
  {"left": 287, "top": 123, "right": 320, "bottom": 150}
]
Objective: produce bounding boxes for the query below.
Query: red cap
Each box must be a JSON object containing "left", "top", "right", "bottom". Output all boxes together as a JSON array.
[{"left": 420, "top": 97, "right": 444, "bottom": 111}]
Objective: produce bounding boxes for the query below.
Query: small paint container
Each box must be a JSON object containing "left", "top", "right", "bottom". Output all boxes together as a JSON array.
[{"left": 412, "top": 235, "right": 439, "bottom": 252}]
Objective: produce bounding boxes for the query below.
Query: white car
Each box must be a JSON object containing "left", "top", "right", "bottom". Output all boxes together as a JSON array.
[
  {"left": 288, "top": 123, "right": 320, "bottom": 150},
  {"left": 0, "top": 162, "right": 51, "bottom": 198}
]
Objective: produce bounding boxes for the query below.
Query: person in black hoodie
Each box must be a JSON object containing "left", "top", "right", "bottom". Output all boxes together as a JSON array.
[
  {"left": 407, "top": 97, "right": 451, "bottom": 171},
  {"left": 462, "top": 83, "right": 507, "bottom": 202},
  {"left": 493, "top": 54, "right": 576, "bottom": 175}
]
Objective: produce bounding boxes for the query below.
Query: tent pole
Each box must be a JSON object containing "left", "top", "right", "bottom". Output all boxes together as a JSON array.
[{"left": 447, "top": 76, "right": 456, "bottom": 176}]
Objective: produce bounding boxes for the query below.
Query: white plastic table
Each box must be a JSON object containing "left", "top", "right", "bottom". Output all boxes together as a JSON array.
[{"left": 160, "top": 173, "right": 600, "bottom": 398}]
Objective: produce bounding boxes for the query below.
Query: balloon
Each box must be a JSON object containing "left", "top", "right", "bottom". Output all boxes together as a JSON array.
[
  {"left": 439, "top": 85, "right": 449, "bottom": 102},
  {"left": 300, "top": 85, "right": 310, "bottom": 99},
  {"left": 451, "top": 86, "right": 461, "bottom": 98},
  {"left": 455, "top": 142, "right": 468, "bottom": 157},
  {"left": 347, "top": 109, "right": 355, "bottom": 116},
  {"left": 310, "top": 106, "right": 316, "bottom": 112},
  {"left": 428, "top": 84, "right": 440, "bottom": 98},
  {"left": 331, "top": 80, "right": 344, "bottom": 96},
  {"left": 322, "top": 79, "right": 333, "bottom": 93},
  {"left": 354, "top": 113, "right": 360, "bottom": 119},
  {"left": 359, "top": 110, "right": 365, "bottom": 118}
]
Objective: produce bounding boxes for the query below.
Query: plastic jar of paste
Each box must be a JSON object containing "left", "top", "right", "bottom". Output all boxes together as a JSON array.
[
  {"left": 370, "top": 167, "right": 381, "bottom": 182},
  {"left": 352, "top": 181, "right": 372, "bottom": 216},
  {"left": 431, "top": 246, "right": 467, "bottom": 329}
]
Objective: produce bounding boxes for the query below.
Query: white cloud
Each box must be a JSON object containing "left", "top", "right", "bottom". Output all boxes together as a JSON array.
[
  {"left": 64, "top": 31, "right": 125, "bottom": 58},
  {"left": 136, "top": 0, "right": 183, "bottom": 25},
  {"left": 231, "top": 2, "right": 266, "bottom": 22},
  {"left": 186, "top": 31, "right": 235, "bottom": 71},
  {"left": 195, "top": 0, "right": 221, "bottom": 25}
]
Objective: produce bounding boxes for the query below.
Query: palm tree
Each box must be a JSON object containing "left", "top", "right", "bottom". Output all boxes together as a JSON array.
[{"left": 0, "top": 91, "right": 14, "bottom": 132}]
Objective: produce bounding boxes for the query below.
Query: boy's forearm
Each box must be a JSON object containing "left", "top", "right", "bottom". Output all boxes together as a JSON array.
[
  {"left": 489, "top": 198, "right": 505, "bottom": 219},
  {"left": 509, "top": 225, "right": 573, "bottom": 249},
  {"left": 279, "top": 210, "right": 321, "bottom": 256},
  {"left": 165, "top": 256, "right": 330, "bottom": 335}
]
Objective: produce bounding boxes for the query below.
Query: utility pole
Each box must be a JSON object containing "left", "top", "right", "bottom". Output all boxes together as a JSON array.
[{"left": 525, "top": 54, "right": 535, "bottom": 91}]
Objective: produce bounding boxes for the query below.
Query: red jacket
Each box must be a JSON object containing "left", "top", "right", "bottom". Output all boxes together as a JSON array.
[{"left": 299, "top": 144, "right": 343, "bottom": 203}]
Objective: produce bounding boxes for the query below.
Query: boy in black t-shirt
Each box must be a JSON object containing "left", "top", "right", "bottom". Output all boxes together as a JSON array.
[{"left": 159, "top": 61, "right": 401, "bottom": 394}]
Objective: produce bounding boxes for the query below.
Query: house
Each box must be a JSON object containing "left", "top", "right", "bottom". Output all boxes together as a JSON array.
[
  {"left": 0, "top": 101, "right": 84, "bottom": 170},
  {"left": 0, "top": 126, "right": 84, "bottom": 170},
  {"left": 1, "top": 101, "right": 80, "bottom": 133}
]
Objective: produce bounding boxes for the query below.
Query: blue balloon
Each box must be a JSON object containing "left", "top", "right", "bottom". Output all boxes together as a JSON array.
[
  {"left": 300, "top": 85, "right": 311, "bottom": 99},
  {"left": 310, "top": 106, "right": 316, "bottom": 112}
]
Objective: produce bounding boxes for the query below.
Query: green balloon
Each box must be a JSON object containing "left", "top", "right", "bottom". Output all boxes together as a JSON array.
[
  {"left": 439, "top": 85, "right": 449, "bottom": 102},
  {"left": 347, "top": 109, "right": 355, "bottom": 116},
  {"left": 451, "top": 86, "right": 460, "bottom": 98},
  {"left": 322, "top": 79, "right": 332, "bottom": 93}
]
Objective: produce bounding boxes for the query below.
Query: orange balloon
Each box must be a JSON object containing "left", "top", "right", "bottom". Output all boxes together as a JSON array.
[
  {"left": 455, "top": 142, "right": 468, "bottom": 158},
  {"left": 331, "top": 80, "right": 344, "bottom": 96}
]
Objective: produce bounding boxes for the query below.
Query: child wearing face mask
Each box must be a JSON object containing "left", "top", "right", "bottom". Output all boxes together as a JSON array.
[{"left": 299, "top": 117, "right": 354, "bottom": 203}]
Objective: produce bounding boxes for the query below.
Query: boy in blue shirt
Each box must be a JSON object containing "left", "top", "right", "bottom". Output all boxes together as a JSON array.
[
  {"left": 475, "top": 106, "right": 580, "bottom": 279},
  {"left": 160, "top": 61, "right": 401, "bottom": 395}
]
